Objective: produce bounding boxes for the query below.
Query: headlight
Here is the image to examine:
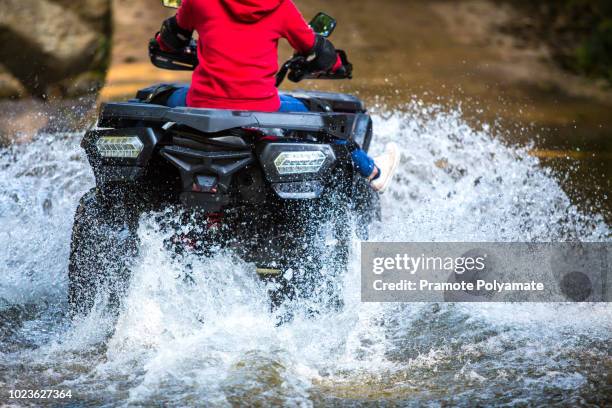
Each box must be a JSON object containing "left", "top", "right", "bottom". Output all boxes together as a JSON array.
[
  {"left": 96, "top": 136, "right": 144, "bottom": 159},
  {"left": 274, "top": 151, "right": 327, "bottom": 175}
]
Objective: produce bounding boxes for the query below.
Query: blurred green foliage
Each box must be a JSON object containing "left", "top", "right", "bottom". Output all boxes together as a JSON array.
[
  {"left": 569, "top": 0, "right": 612, "bottom": 83},
  {"left": 504, "top": 0, "right": 612, "bottom": 84}
]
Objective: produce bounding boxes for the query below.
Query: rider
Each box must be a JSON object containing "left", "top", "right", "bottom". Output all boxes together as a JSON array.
[{"left": 156, "top": 0, "right": 399, "bottom": 192}]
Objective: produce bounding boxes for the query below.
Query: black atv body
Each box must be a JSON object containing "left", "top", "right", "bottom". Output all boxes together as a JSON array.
[{"left": 69, "top": 87, "right": 380, "bottom": 315}]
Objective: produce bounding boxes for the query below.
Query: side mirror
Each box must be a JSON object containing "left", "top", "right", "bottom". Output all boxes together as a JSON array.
[
  {"left": 162, "top": 0, "right": 181, "bottom": 8},
  {"left": 309, "top": 13, "right": 337, "bottom": 38}
]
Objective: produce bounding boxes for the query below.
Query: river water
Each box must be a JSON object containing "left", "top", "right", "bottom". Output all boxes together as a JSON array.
[{"left": 0, "top": 104, "right": 610, "bottom": 406}]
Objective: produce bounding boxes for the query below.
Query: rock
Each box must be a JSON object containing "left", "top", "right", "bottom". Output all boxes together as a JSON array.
[
  {"left": 0, "top": 66, "right": 24, "bottom": 98},
  {"left": 0, "top": 0, "right": 111, "bottom": 98},
  {"left": 52, "top": 0, "right": 113, "bottom": 32}
]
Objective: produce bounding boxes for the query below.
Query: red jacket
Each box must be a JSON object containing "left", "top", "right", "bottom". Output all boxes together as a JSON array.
[{"left": 175, "top": 0, "right": 316, "bottom": 112}]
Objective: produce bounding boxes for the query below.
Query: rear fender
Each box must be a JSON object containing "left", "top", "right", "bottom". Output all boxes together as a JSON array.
[{"left": 351, "top": 114, "right": 373, "bottom": 152}]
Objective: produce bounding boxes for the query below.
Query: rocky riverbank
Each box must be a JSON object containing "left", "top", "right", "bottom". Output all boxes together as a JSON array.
[{"left": 0, "top": 0, "right": 112, "bottom": 99}]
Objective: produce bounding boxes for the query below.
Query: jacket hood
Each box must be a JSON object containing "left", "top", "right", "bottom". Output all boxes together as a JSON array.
[{"left": 221, "top": 0, "right": 283, "bottom": 23}]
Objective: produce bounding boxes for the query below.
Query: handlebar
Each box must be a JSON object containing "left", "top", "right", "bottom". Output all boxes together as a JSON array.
[
  {"left": 275, "top": 50, "right": 353, "bottom": 87},
  {"left": 149, "top": 38, "right": 353, "bottom": 87}
]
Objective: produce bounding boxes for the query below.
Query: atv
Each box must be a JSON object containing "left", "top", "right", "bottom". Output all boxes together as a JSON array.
[{"left": 68, "top": 6, "right": 380, "bottom": 315}]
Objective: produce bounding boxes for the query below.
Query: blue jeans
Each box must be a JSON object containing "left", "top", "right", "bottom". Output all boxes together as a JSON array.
[
  {"left": 166, "top": 89, "right": 376, "bottom": 177},
  {"left": 167, "top": 85, "right": 189, "bottom": 108},
  {"left": 278, "top": 94, "right": 310, "bottom": 112},
  {"left": 167, "top": 88, "right": 311, "bottom": 111}
]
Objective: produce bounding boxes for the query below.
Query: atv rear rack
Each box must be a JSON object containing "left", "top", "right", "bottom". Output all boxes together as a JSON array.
[{"left": 98, "top": 102, "right": 366, "bottom": 140}]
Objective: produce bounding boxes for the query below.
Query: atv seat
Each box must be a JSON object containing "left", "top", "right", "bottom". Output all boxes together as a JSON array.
[{"left": 133, "top": 84, "right": 366, "bottom": 114}]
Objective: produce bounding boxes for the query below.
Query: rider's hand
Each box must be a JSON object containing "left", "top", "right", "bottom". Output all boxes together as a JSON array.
[
  {"left": 286, "top": 50, "right": 352, "bottom": 83},
  {"left": 303, "top": 52, "right": 346, "bottom": 77},
  {"left": 156, "top": 34, "right": 174, "bottom": 53},
  {"left": 331, "top": 50, "right": 352, "bottom": 78},
  {"left": 331, "top": 53, "right": 343, "bottom": 73}
]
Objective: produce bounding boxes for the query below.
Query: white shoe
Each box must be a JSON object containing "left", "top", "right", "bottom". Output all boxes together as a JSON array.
[{"left": 370, "top": 142, "right": 400, "bottom": 193}]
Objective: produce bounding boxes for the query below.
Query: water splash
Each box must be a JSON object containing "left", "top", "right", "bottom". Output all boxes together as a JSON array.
[
  {"left": 0, "top": 133, "right": 93, "bottom": 306},
  {"left": 0, "top": 104, "right": 609, "bottom": 406}
]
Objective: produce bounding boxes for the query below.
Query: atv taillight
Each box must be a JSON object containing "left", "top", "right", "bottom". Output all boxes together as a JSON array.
[
  {"left": 96, "top": 136, "right": 144, "bottom": 159},
  {"left": 274, "top": 151, "right": 327, "bottom": 175}
]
